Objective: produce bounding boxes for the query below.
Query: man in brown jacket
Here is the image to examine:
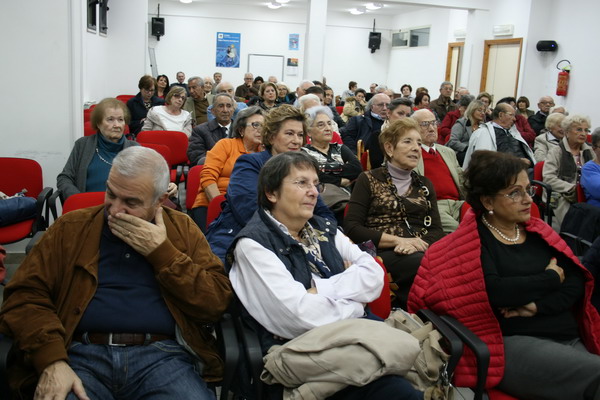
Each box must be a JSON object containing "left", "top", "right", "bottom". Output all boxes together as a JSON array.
[
  {"left": 0, "top": 147, "right": 232, "bottom": 399},
  {"left": 429, "top": 81, "right": 457, "bottom": 122}
]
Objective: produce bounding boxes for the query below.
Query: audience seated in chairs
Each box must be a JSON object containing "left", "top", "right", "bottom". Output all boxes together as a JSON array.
[
  {"left": 581, "top": 128, "right": 600, "bottom": 207},
  {"left": 534, "top": 112, "right": 566, "bottom": 163},
  {"left": 409, "top": 150, "right": 600, "bottom": 400},
  {"left": 206, "top": 105, "right": 335, "bottom": 263},
  {"left": 341, "top": 88, "right": 367, "bottom": 123},
  {"left": 57, "top": 98, "right": 177, "bottom": 202},
  {"left": 228, "top": 152, "right": 423, "bottom": 400},
  {"left": 301, "top": 106, "right": 361, "bottom": 219},
  {"left": 126, "top": 75, "right": 165, "bottom": 136},
  {"left": 344, "top": 118, "right": 443, "bottom": 309},
  {"left": 141, "top": 86, "right": 192, "bottom": 137},
  {"left": 543, "top": 114, "right": 595, "bottom": 230},
  {"left": 189, "top": 106, "right": 264, "bottom": 232}
]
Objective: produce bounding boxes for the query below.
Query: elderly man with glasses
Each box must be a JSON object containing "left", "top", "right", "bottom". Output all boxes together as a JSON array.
[
  {"left": 340, "top": 93, "right": 391, "bottom": 155},
  {"left": 463, "top": 103, "right": 536, "bottom": 169},
  {"left": 412, "top": 109, "right": 465, "bottom": 233},
  {"left": 528, "top": 96, "right": 556, "bottom": 135}
]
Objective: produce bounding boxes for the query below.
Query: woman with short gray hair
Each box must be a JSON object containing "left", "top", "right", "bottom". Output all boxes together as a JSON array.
[
  {"left": 534, "top": 112, "right": 566, "bottom": 162},
  {"left": 543, "top": 114, "right": 595, "bottom": 229},
  {"left": 302, "top": 106, "right": 361, "bottom": 212}
]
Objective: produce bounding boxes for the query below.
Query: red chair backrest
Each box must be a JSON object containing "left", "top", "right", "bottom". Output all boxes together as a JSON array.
[
  {"left": 533, "top": 161, "right": 545, "bottom": 197},
  {"left": 186, "top": 165, "right": 203, "bottom": 211},
  {"left": 84, "top": 121, "right": 95, "bottom": 136},
  {"left": 0, "top": 158, "right": 43, "bottom": 198},
  {"left": 137, "top": 131, "right": 189, "bottom": 166},
  {"left": 62, "top": 192, "right": 105, "bottom": 214},
  {"left": 116, "top": 94, "right": 135, "bottom": 103},
  {"left": 207, "top": 194, "right": 226, "bottom": 227},
  {"left": 368, "top": 257, "right": 392, "bottom": 319},
  {"left": 83, "top": 108, "right": 93, "bottom": 122},
  {"left": 576, "top": 183, "right": 586, "bottom": 202},
  {"left": 360, "top": 150, "right": 370, "bottom": 170},
  {"left": 140, "top": 143, "right": 173, "bottom": 166}
]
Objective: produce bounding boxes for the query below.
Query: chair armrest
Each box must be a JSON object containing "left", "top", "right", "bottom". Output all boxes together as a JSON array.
[
  {"left": 0, "top": 334, "right": 14, "bottom": 390},
  {"left": 440, "top": 315, "right": 490, "bottom": 400},
  {"left": 531, "top": 179, "right": 553, "bottom": 227},
  {"left": 417, "top": 309, "right": 463, "bottom": 378},
  {"left": 175, "top": 165, "right": 183, "bottom": 186},
  {"left": 48, "top": 189, "right": 62, "bottom": 222},
  {"left": 34, "top": 187, "right": 54, "bottom": 234},
  {"left": 214, "top": 312, "right": 239, "bottom": 399},
  {"left": 26, "top": 231, "right": 45, "bottom": 254}
]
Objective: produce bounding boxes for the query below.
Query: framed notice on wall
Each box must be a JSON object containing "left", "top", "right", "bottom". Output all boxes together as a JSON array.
[{"left": 216, "top": 32, "right": 241, "bottom": 68}]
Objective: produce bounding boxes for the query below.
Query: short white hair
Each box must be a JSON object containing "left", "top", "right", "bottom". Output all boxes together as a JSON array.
[
  {"left": 298, "top": 94, "right": 320, "bottom": 109},
  {"left": 112, "top": 147, "right": 170, "bottom": 203}
]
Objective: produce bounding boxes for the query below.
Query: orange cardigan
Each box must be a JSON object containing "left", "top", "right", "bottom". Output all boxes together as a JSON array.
[{"left": 193, "top": 138, "right": 253, "bottom": 209}]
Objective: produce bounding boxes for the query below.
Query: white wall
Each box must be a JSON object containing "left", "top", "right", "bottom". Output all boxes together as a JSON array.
[
  {"left": 521, "top": 0, "right": 600, "bottom": 123},
  {"left": 146, "top": 1, "right": 393, "bottom": 97},
  {"left": 386, "top": 8, "right": 453, "bottom": 94},
  {"left": 84, "top": 0, "right": 148, "bottom": 102},
  {"left": 1, "top": 1, "right": 77, "bottom": 188}
]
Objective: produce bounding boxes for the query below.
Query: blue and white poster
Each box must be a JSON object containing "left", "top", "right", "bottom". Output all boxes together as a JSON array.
[
  {"left": 216, "top": 32, "right": 240, "bottom": 68},
  {"left": 289, "top": 34, "right": 299, "bottom": 50}
]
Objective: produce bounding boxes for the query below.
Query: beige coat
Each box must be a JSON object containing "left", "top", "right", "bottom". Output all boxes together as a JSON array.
[{"left": 261, "top": 318, "right": 420, "bottom": 400}]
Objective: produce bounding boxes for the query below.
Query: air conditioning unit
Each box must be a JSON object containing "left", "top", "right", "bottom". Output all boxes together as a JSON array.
[
  {"left": 493, "top": 24, "right": 514, "bottom": 36},
  {"left": 454, "top": 28, "right": 466, "bottom": 40}
]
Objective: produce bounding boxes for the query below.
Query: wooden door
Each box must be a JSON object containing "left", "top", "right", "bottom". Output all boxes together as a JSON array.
[
  {"left": 480, "top": 38, "right": 523, "bottom": 102},
  {"left": 445, "top": 42, "right": 464, "bottom": 88}
]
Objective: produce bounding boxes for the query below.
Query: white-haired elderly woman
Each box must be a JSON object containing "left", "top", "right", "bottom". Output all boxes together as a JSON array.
[
  {"left": 302, "top": 106, "right": 362, "bottom": 215},
  {"left": 543, "top": 114, "right": 596, "bottom": 229},
  {"left": 534, "top": 113, "right": 566, "bottom": 163},
  {"left": 447, "top": 99, "right": 486, "bottom": 165}
]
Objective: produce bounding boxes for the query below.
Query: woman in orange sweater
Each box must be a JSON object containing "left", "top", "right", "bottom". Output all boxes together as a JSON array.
[{"left": 190, "top": 106, "right": 265, "bottom": 231}]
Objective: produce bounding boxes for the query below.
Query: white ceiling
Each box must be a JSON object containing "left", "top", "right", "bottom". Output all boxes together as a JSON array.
[{"left": 166, "top": 0, "right": 486, "bottom": 16}]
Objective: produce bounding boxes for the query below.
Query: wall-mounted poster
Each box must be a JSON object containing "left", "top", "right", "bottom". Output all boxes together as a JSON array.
[
  {"left": 289, "top": 34, "right": 299, "bottom": 50},
  {"left": 216, "top": 32, "right": 241, "bottom": 68},
  {"left": 286, "top": 58, "right": 299, "bottom": 76}
]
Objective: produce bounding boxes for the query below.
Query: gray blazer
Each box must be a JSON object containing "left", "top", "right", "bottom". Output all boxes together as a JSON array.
[
  {"left": 56, "top": 134, "right": 138, "bottom": 200},
  {"left": 187, "top": 119, "right": 228, "bottom": 165},
  {"left": 447, "top": 117, "right": 473, "bottom": 154}
]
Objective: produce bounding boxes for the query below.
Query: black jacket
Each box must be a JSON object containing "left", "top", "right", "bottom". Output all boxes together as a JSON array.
[{"left": 126, "top": 93, "right": 164, "bottom": 134}]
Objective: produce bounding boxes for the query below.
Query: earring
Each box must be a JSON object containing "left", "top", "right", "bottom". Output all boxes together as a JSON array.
[{"left": 488, "top": 210, "right": 494, "bottom": 215}]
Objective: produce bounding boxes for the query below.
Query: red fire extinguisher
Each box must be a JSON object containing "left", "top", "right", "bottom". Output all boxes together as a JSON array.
[{"left": 556, "top": 59, "right": 571, "bottom": 97}]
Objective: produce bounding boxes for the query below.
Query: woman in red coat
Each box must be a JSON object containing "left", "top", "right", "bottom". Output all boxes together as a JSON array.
[{"left": 408, "top": 150, "right": 600, "bottom": 400}]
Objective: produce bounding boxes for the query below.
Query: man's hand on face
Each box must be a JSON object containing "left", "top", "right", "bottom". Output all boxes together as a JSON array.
[
  {"left": 108, "top": 207, "right": 167, "bottom": 256},
  {"left": 35, "top": 361, "right": 89, "bottom": 400}
]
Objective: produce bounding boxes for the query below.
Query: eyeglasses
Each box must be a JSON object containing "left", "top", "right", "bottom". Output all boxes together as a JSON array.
[
  {"left": 142, "top": 88, "right": 155, "bottom": 93},
  {"left": 246, "top": 122, "right": 263, "bottom": 129},
  {"left": 502, "top": 112, "right": 515, "bottom": 117},
  {"left": 373, "top": 103, "right": 390, "bottom": 108},
  {"left": 574, "top": 127, "right": 591, "bottom": 134},
  {"left": 315, "top": 121, "right": 333, "bottom": 129},
  {"left": 540, "top": 101, "right": 555, "bottom": 106},
  {"left": 498, "top": 186, "right": 536, "bottom": 202},
  {"left": 172, "top": 94, "right": 186, "bottom": 100},
  {"left": 419, "top": 120, "right": 437, "bottom": 128},
  {"left": 288, "top": 179, "right": 324, "bottom": 193}
]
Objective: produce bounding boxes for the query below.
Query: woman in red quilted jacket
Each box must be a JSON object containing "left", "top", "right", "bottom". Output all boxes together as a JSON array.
[{"left": 408, "top": 150, "right": 600, "bottom": 400}]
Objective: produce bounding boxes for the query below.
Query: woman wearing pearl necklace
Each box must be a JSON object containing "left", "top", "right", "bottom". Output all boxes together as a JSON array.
[{"left": 409, "top": 150, "right": 600, "bottom": 400}]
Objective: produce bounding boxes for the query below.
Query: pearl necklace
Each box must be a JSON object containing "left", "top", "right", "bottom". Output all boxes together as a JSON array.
[
  {"left": 481, "top": 215, "right": 520, "bottom": 243},
  {"left": 95, "top": 147, "right": 113, "bottom": 166}
]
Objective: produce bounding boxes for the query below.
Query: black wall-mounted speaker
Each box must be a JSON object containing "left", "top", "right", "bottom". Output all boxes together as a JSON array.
[
  {"left": 536, "top": 40, "right": 558, "bottom": 52},
  {"left": 152, "top": 17, "right": 165, "bottom": 37},
  {"left": 369, "top": 32, "right": 381, "bottom": 53}
]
